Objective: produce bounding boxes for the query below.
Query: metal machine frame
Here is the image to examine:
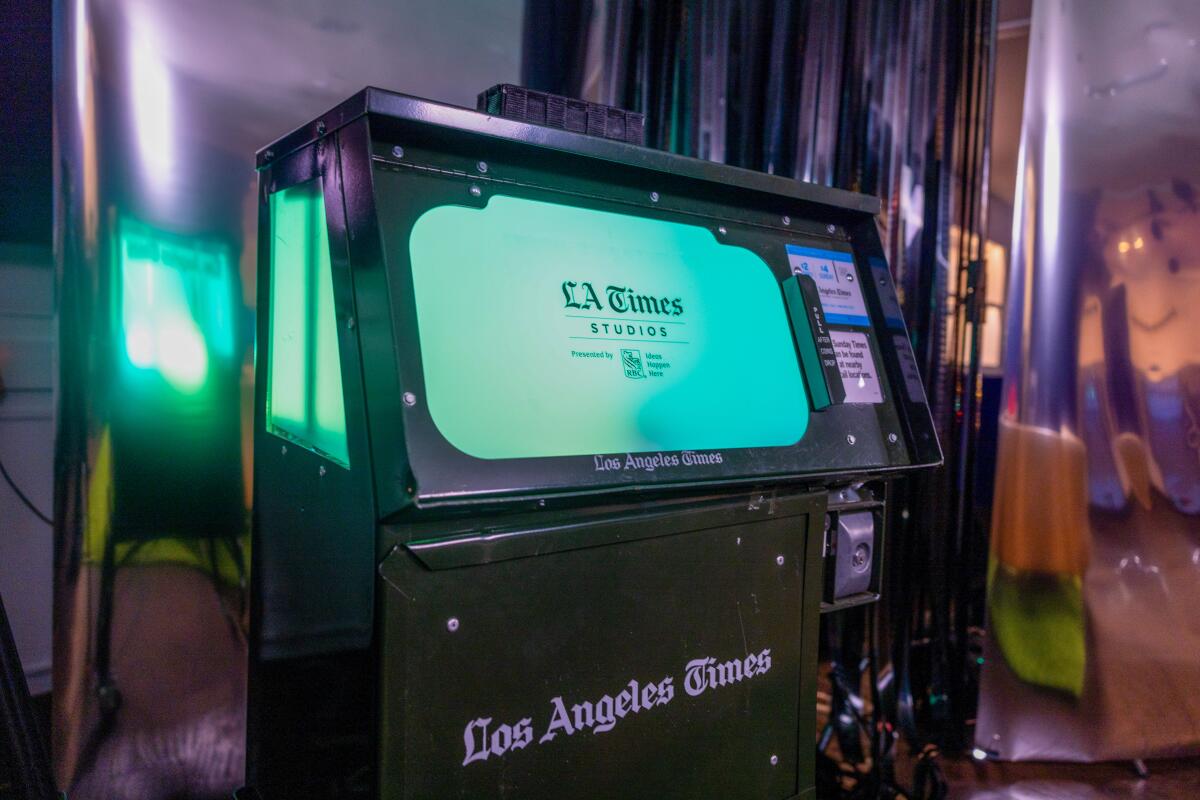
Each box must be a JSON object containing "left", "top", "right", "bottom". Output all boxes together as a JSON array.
[{"left": 247, "top": 88, "right": 939, "bottom": 800}]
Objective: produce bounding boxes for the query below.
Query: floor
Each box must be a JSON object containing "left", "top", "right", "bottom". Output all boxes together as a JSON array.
[
  {"left": 934, "top": 754, "right": 1200, "bottom": 799},
  {"left": 819, "top": 664, "right": 1200, "bottom": 799},
  {"left": 19, "top": 689, "right": 1200, "bottom": 797}
]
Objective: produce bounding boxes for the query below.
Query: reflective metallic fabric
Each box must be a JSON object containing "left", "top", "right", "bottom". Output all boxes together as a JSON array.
[
  {"left": 51, "top": 2, "right": 521, "bottom": 796},
  {"left": 978, "top": 0, "right": 1200, "bottom": 760}
]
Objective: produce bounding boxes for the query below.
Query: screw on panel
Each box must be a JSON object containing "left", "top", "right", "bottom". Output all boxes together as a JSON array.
[
  {"left": 847, "top": 434, "right": 857, "bottom": 445},
  {"left": 845, "top": 272, "right": 855, "bottom": 282},
  {"left": 280, "top": 445, "right": 287, "bottom": 455},
  {"left": 781, "top": 215, "right": 791, "bottom": 226},
  {"left": 316, "top": 120, "right": 327, "bottom": 136},
  {"left": 775, "top": 555, "right": 785, "bottom": 566},
  {"left": 770, "top": 755, "right": 779, "bottom": 766},
  {"left": 469, "top": 185, "right": 482, "bottom": 197},
  {"left": 447, "top": 617, "right": 460, "bottom": 632},
  {"left": 718, "top": 226, "right": 727, "bottom": 236},
  {"left": 391, "top": 145, "right": 405, "bottom": 158},
  {"left": 888, "top": 433, "right": 898, "bottom": 444},
  {"left": 650, "top": 191, "right": 660, "bottom": 203},
  {"left": 476, "top": 161, "right": 489, "bottom": 173},
  {"left": 319, "top": 465, "right": 327, "bottom": 477},
  {"left": 826, "top": 224, "right": 836, "bottom": 233},
  {"left": 403, "top": 392, "right": 417, "bottom": 406},
  {"left": 263, "top": 149, "right": 274, "bottom": 162}
]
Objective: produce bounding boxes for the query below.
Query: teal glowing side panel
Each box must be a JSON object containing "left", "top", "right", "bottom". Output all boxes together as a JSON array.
[
  {"left": 408, "top": 195, "right": 809, "bottom": 460},
  {"left": 266, "top": 180, "right": 349, "bottom": 467}
]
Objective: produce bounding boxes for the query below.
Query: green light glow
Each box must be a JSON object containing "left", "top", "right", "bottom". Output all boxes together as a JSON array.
[
  {"left": 408, "top": 195, "right": 809, "bottom": 460},
  {"left": 155, "top": 314, "right": 208, "bottom": 390},
  {"left": 118, "top": 218, "right": 233, "bottom": 393},
  {"left": 266, "top": 179, "right": 349, "bottom": 467}
]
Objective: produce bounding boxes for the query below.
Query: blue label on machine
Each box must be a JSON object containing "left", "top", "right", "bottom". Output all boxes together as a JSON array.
[{"left": 785, "top": 245, "right": 870, "bottom": 327}]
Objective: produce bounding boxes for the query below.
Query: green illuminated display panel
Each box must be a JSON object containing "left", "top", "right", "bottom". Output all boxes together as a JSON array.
[
  {"left": 267, "top": 180, "right": 349, "bottom": 467},
  {"left": 408, "top": 195, "right": 810, "bottom": 460}
]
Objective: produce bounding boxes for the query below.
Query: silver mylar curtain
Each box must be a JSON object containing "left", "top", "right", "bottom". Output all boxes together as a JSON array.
[
  {"left": 977, "top": 0, "right": 1200, "bottom": 761},
  {"left": 51, "top": 1, "right": 522, "bottom": 798}
]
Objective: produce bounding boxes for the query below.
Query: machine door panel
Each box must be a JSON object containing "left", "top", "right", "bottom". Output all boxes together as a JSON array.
[{"left": 378, "top": 509, "right": 814, "bottom": 800}]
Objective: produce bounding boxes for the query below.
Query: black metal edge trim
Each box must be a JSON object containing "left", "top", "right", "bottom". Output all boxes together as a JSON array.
[
  {"left": 401, "top": 490, "right": 823, "bottom": 570},
  {"left": 258, "top": 87, "right": 880, "bottom": 218}
]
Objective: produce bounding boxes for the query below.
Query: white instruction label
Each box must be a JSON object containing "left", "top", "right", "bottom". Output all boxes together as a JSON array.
[{"left": 831, "top": 331, "right": 883, "bottom": 404}]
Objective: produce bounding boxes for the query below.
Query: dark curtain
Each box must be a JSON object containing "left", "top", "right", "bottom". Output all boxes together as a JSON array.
[{"left": 522, "top": 0, "right": 999, "bottom": 765}]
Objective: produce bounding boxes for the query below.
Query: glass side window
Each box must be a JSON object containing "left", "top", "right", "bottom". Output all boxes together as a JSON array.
[
  {"left": 266, "top": 179, "right": 349, "bottom": 467},
  {"left": 407, "top": 195, "right": 809, "bottom": 460}
]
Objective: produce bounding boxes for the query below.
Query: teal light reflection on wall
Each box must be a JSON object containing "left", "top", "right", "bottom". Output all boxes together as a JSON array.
[
  {"left": 266, "top": 180, "right": 349, "bottom": 467},
  {"left": 118, "top": 218, "right": 235, "bottom": 394},
  {"left": 408, "top": 195, "right": 809, "bottom": 460}
]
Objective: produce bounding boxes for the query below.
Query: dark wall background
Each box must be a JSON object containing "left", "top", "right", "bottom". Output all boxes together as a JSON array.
[{"left": 0, "top": 0, "right": 53, "bottom": 246}]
